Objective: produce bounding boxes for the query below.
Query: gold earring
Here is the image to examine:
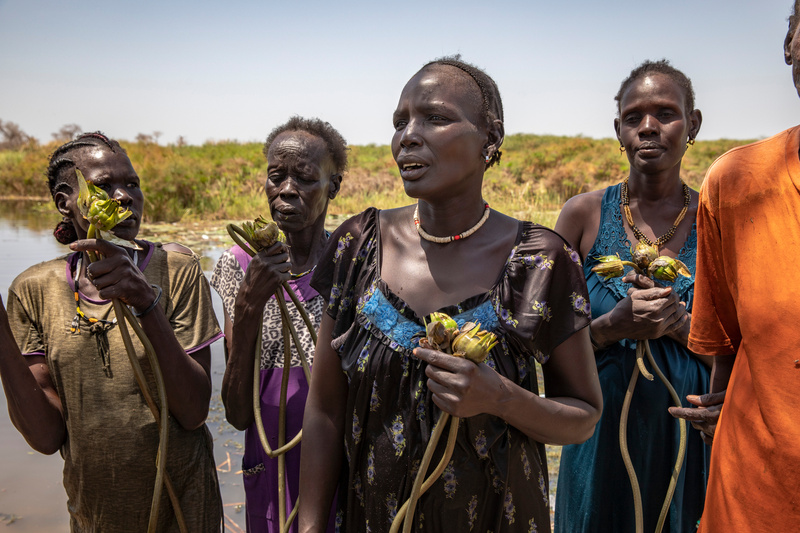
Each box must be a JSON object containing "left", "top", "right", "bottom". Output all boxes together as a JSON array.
[
  {"left": 619, "top": 145, "right": 626, "bottom": 154},
  {"left": 687, "top": 138, "right": 695, "bottom": 147}
]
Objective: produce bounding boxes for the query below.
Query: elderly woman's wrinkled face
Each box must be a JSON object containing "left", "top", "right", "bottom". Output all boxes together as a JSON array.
[
  {"left": 265, "top": 131, "right": 339, "bottom": 234},
  {"left": 391, "top": 65, "right": 488, "bottom": 200},
  {"left": 615, "top": 73, "right": 695, "bottom": 177},
  {"left": 60, "top": 147, "right": 144, "bottom": 241}
]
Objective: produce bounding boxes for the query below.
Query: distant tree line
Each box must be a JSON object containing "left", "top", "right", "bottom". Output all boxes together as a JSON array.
[{"left": 0, "top": 119, "right": 177, "bottom": 150}]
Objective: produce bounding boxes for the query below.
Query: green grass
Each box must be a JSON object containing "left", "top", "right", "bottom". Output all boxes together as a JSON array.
[{"left": 0, "top": 135, "right": 756, "bottom": 226}]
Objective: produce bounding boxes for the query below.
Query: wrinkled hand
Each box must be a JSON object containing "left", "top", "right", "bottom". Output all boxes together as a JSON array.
[
  {"left": 413, "top": 347, "right": 505, "bottom": 418},
  {"left": 609, "top": 272, "right": 687, "bottom": 340},
  {"left": 237, "top": 242, "right": 291, "bottom": 312},
  {"left": 668, "top": 390, "right": 726, "bottom": 446},
  {"left": 70, "top": 239, "right": 155, "bottom": 311}
]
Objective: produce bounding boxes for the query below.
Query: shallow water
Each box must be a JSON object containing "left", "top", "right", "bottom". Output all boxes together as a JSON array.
[{"left": 0, "top": 201, "right": 246, "bottom": 531}]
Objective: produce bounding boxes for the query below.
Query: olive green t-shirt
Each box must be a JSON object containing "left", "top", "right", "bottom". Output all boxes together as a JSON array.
[{"left": 7, "top": 242, "right": 223, "bottom": 532}]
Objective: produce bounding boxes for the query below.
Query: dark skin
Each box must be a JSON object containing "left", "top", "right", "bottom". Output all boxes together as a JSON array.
[
  {"left": 221, "top": 131, "right": 341, "bottom": 430},
  {"left": 670, "top": 20, "right": 800, "bottom": 443},
  {"left": 0, "top": 147, "right": 212, "bottom": 455},
  {"left": 555, "top": 73, "right": 711, "bottom": 367},
  {"left": 298, "top": 65, "right": 603, "bottom": 532}
]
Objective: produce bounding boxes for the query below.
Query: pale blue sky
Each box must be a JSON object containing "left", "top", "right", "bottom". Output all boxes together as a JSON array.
[{"left": 1, "top": 0, "right": 798, "bottom": 146}]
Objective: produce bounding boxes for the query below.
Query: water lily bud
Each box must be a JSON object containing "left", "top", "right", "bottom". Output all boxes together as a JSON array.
[
  {"left": 591, "top": 255, "right": 625, "bottom": 280},
  {"left": 87, "top": 196, "right": 132, "bottom": 231},
  {"left": 75, "top": 169, "right": 132, "bottom": 232},
  {"left": 425, "top": 321, "right": 449, "bottom": 351},
  {"left": 452, "top": 323, "right": 498, "bottom": 364},
  {"left": 630, "top": 242, "right": 659, "bottom": 270},
  {"left": 648, "top": 256, "right": 692, "bottom": 282},
  {"left": 429, "top": 312, "right": 458, "bottom": 332},
  {"left": 243, "top": 216, "right": 284, "bottom": 250},
  {"left": 424, "top": 312, "right": 459, "bottom": 352}
]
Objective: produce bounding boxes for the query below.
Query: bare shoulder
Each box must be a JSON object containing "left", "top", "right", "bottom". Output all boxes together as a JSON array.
[
  {"left": 555, "top": 189, "right": 605, "bottom": 254},
  {"left": 162, "top": 242, "right": 194, "bottom": 255},
  {"left": 379, "top": 205, "right": 414, "bottom": 225},
  {"left": 559, "top": 189, "right": 605, "bottom": 221}
]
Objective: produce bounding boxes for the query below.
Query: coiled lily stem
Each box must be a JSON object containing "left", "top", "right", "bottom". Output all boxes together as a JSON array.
[
  {"left": 644, "top": 340, "right": 687, "bottom": 533},
  {"left": 619, "top": 339, "right": 688, "bottom": 533},
  {"left": 226, "top": 223, "right": 316, "bottom": 532},
  {"left": 85, "top": 227, "right": 186, "bottom": 533},
  {"left": 390, "top": 412, "right": 460, "bottom": 533}
]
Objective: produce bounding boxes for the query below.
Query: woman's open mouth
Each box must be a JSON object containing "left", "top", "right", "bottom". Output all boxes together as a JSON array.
[{"left": 398, "top": 161, "right": 428, "bottom": 180}]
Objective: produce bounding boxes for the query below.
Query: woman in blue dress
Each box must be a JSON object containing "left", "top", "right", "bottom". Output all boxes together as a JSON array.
[{"left": 553, "top": 60, "right": 711, "bottom": 532}]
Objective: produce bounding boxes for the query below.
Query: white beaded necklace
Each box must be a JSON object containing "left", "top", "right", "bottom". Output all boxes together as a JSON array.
[{"left": 413, "top": 202, "right": 491, "bottom": 244}]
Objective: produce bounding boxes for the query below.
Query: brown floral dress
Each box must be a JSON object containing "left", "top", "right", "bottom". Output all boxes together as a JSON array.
[{"left": 311, "top": 208, "right": 591, "bottom": 533}]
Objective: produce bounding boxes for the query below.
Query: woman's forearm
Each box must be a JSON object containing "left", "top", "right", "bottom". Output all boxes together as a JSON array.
[
  {"left": 589, "top": 312, "right": 625, "bottom": 350},
  {"left": 489, "top": 376, "right": 602, "bottom": 445},
  {"left": 710, "top": 354, "right": 735, "bottom": 394},
  {"left": 298, "top": 404, "right": 344, "bottom": 533},
  {"left": 138, "top": 306, "right": 212, "bottom": 430},
  {"left": 520, "top": 327, "right": 603, "bottom": 444},
  {"left": 0, "top": 315, "right": 65, "bottom": 454},
  {"left": 221, "top": 306, "right": 261, "bottom": 430},
  {"left": 298, "top": 314, "right": 346, "bottom": 533}
]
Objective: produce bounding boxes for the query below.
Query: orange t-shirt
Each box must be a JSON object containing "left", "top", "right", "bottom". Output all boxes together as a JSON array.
[{"left": 689, "top": 126, "right": 800, "bottom": 532}]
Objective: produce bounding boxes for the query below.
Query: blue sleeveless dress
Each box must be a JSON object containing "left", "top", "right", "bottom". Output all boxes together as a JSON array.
[{"left": 554, "top": 184, "right": 710, "bottom": 533}]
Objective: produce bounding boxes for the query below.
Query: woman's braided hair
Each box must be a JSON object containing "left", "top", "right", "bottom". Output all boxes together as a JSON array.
[
  {"left": 47, "top": 132, "right": 125, "bottom": 244},
  {"left": 422, "top": 55, "right": 504, "bottom": 168}
]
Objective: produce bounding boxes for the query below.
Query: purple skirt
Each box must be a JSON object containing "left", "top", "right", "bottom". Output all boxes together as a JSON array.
[{"left": 243, "top": 367, "right": 335, "bottom": 532}]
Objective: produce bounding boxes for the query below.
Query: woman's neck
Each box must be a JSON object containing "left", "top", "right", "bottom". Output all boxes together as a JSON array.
[
  {"left": 284, "top": 221, "right": 329, "bottom": 274},
  {"left": 627, "top": 170, "right": 685, "bottom": 204},
  {"left": 414, "top": 193, "right": 488, "bottom": 240}
]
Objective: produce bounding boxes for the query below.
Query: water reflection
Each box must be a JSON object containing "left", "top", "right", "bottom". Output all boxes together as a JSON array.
[{"left": 0, "top": 200, "right": 246, "bottom": 532}]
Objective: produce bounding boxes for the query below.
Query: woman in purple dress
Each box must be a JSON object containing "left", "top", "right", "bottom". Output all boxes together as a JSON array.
[{"left": 211, "top": 116, "right": 346, "bottom": 532}]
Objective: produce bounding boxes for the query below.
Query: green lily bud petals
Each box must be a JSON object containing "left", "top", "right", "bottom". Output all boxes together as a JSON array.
[
  {"left": 648, "top": 256, "right": 692, "bottom": 282},
  {"left": 429, "top": 312, "right": 458, "bottom": 332},
  {"left": 423, "top": 312, "right": 459, "bottom": 353},
  {"left": 76, "top": 168, "right": 133, "bottom": 232},
  {"left": 243, "top": 216, "right": 285, "bottom": 250},
  {"left": 630, "top": 242, "right": 659, "bottom": 270},
  {"left": 591, "top": 255, "right": 626, "bottom": 280},
  {"left": 452, "top": 323, "right": 498, "bottom": 364}
]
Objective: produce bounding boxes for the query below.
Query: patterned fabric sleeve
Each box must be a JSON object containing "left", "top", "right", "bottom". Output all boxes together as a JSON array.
[
  {"left": 162, "top": 251, "right": 222, "bottom": 353},
  {"left": 310, "top": 208, "right": 377, "bottom": 340},
  {"left": 495, "top": 223, "right": 591, "bottom": 364},
  {"left": 209, "top": 248, "right": 245, "bottom": 323}
]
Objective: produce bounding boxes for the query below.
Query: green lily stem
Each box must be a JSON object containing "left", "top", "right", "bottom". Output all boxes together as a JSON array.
[
  {"left": 643, "top": 340, "right": 687, "bottom": 533},
  {"left": 390, "top": 412, "right": 460, "bottom": 533},
  {"left": 85, "top": 226, "right": 185, "bottom": 533},
  {"left": 620, "top": 261, "right": 645, "bottom": 275},
  {"left": 619, "top": 339, "right": 688, "bottom": 533},
  {"left": 636, "top": 341, "right": 654, "bottom": 381},
  {"left": 226, "top": 223, "right": 318, "bottom": 348},
  {"left": 620, "top": 345, "right": 644, "bottom": 533},
  {"left": 227, "top": 222, "right": 315, "bottom": 529},
  {"left": 278, "top": 320, "right": 291, "bottom": 532}
]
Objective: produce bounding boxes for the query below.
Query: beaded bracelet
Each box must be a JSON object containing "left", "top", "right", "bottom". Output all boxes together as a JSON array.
[{"left": 132, "top": 284, "right": 162, "bottom": 317}]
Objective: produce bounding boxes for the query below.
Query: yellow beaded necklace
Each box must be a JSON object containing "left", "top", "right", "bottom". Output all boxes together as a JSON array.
[{"left": 621, "top": 178, "right": 690, "bottom": 249}]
